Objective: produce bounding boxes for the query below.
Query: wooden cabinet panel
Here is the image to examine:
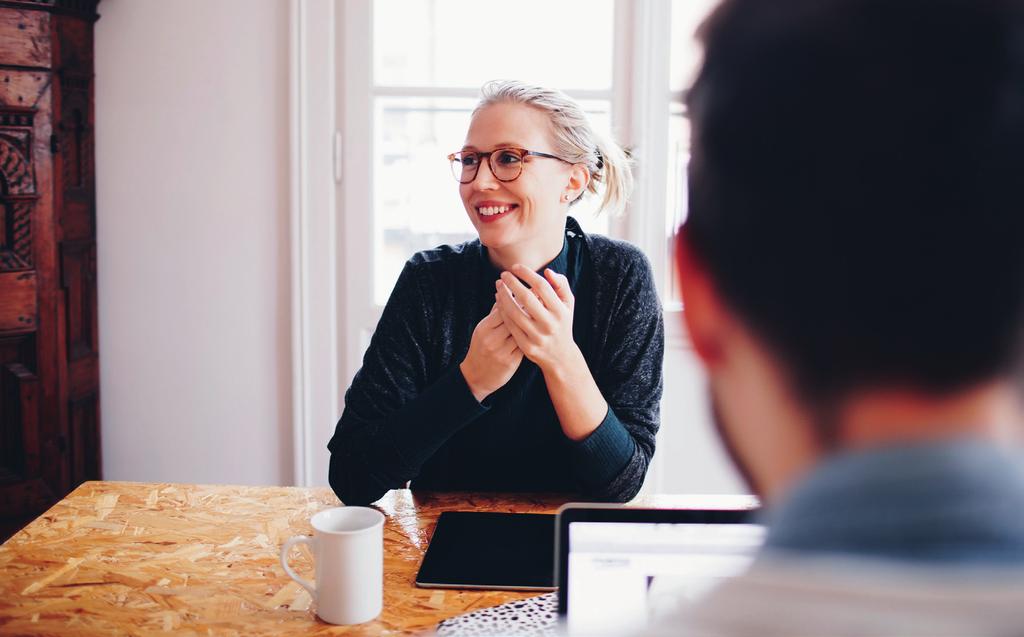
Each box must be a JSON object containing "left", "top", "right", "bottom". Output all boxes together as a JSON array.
[
  {"left": 0, "top": 10, "right": 50, "bottom": 69},
  {"left": 0, "top": 72, "right": 49, "bottom": 108},
  {"left": 0, "top": 363, "right": 39, "bottom": 477},
  {"left": 0, "top": 271, "right": 37, "bottom": 331},
  {"left": 0, "top": 0, "right": 100, "bottom": 542},
  {"left": 68, "top": 393, "right": 98, "bottom": 487},
  {"left": 60, "top": 240, "right": 97, "bottom": 361}
]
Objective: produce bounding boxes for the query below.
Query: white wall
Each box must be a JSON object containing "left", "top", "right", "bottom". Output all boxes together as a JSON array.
[
  {"left": 647, "top": 338, "right": 745, "bottom": 495},
  {"left": 95, "top": 0, "right": 293, "bottom": 485}
]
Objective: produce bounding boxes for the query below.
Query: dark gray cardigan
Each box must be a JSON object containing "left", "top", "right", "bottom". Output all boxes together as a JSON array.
[{"left": 328, "top": 217, "right": 664, "bottom": 504}]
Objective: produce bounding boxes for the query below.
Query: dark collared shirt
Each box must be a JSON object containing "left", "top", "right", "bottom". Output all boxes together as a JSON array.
[{"left": 328, "top": 217, "right": 664, "bottom": 504}]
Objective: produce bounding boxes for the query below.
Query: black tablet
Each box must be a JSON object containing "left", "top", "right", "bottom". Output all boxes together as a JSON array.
[{"left": 415, "top": 511, "right": 557, "bottom": 591}]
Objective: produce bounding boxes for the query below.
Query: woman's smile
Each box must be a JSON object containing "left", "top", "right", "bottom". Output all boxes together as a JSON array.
[{"left": 474, "top": 200, "right": 520, "bottom": 223}]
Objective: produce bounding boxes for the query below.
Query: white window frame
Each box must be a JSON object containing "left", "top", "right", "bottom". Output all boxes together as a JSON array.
[{"left": 290, "top": 0, "right": 693, "bottom": 488}]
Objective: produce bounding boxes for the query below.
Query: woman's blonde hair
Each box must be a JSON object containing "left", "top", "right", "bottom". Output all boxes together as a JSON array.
[{"left": 474, "top": 80, "right": 634, "bottom": 216}]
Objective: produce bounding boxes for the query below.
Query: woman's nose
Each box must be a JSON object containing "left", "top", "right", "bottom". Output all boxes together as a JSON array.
[{"left": 473, "top": 160, "right": 499, "bottom": 189}]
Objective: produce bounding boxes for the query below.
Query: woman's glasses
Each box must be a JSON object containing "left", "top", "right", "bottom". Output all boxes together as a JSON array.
[{"left": 447, "top": 147, "right": 572, "bottom": 184}]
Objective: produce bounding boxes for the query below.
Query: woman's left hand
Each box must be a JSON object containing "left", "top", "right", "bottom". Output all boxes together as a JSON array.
[{"left": 495, "top": 264, "right": 578, "bottom": 373}]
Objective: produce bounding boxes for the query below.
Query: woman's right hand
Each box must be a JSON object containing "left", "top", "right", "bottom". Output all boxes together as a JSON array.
[{"left": 460, "top": 304, "right": 524, "bottom": 402}]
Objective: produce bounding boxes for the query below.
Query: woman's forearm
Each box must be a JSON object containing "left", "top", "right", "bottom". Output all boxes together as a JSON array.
[
  {"left": 328, "top": 364, "right": 489, "bottom": 504},
  {"left": 541, "top": 344, "right": 608, "bottom": 441}
]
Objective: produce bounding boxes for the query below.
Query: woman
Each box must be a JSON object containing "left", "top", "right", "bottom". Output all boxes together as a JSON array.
[{"left": 328, "top": 80, "right": 664, "bottom": 504}]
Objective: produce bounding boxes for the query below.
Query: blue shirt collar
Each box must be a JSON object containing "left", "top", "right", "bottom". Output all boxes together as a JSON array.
[{"left": 763, "top": 437, "right": 1024, "bottom": 563}]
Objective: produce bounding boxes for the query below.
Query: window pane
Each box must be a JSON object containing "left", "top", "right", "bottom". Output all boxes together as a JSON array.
[
  {"left": 666, "top": 0, "right": 717, "bottom": 305},
  {"left": 373, "top": 97, "right": 612, "bottom": 305},
  {"left": 669, "top": 0, "right": 719, "bottom": 93},
  {"left": 666, "top": 103, "right": 689, "bottom": 306},
  {"left": 374, "top": 0, "right": 614, "bottom": 90},
  {"left": 374, "top": 97, "right": 476, "bottom": 306}
]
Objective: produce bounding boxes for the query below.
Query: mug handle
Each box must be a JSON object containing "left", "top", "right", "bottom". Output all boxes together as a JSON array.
[{"left": 280, "top": 535, "right": 317, "bottom": 599}]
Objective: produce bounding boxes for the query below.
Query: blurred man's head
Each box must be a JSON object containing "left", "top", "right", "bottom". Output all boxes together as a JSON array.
[{"left": 679, "top": 0, "right": 1024, "bottom": 500}]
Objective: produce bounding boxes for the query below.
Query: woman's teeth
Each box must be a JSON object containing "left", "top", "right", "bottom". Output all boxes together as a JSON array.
[{"left": 479, "top": 205, "right": 512, "bottom": 216}]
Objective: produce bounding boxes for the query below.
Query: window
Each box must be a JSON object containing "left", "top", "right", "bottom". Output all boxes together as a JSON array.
[{"left": 666, "top": 0, "right": 719, "bottom": 306}]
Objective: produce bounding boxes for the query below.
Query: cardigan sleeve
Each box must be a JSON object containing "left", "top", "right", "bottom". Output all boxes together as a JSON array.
[
  {"left": 569, "top": 250, "right": 664, "bottom": 502},
  {"left": 327, "top": 260, "right": 488, "bottom": 505}
]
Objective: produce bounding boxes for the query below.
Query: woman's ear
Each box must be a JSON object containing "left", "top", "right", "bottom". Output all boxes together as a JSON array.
[{"left": 564, "top": 163, "right": 590, "bottom": 201}]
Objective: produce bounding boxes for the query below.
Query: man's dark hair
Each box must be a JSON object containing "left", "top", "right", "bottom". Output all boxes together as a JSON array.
[{"left": 684, "top": 0, "right": 1024, "bottom": 403}]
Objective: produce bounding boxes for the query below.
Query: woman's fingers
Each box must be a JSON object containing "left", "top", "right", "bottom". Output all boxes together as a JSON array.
[
  {"left": 496, "top": 280, "right": 531, "bottom": 329},
  {"left": 493, "top": 316, "right": 517, "bottom": 347},
  {"left": 503, "top": 334, "right": 522, "bottom": 357},
  {"left": 496, "top": 285, "right": 541, "bottom": 352},
  {"left": 544, "top": 268, "right": 573, "bottom": 307},
  {"left": 508, "top": 264, "right": 563, "bottom": 312},
  {"left": 492, "top": 329, "right": 520, "bottom": 358},
  {"left": 498, "top": 272, "right": 552, "bottom": 325},
  {"left": 479, "top": 303, "right": 502, "bottom": 328},
  {"left": 498, "top": 296, "right": 532, "bottom": 347}
]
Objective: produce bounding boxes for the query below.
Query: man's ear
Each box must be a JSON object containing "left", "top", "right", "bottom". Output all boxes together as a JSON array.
[
  {"left": 564, "top": 163, "right": 590, "bottom": 201},
  {"left": 676, "top": 229, "right": 728, "bottom": 367}
]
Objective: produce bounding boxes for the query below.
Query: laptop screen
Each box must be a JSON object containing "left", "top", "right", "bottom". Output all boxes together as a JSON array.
[{"left": 566, "top": 520, "right": 765, "bottom": 634}]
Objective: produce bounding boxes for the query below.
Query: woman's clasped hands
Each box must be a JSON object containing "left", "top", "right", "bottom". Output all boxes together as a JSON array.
[
  {"left": 495, "top": 264, "right": 577, "bottom": 373},
  {"left": 460, "top": 264, "right": 579, "bottom": 403}
]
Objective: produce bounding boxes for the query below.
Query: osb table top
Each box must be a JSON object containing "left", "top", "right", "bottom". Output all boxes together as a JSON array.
[{"left": 0, "top": 481, "right": 753, "bottom": 635}]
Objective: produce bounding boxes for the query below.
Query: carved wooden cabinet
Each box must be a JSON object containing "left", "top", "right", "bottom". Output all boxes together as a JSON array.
[{"left": 0, "top": 0, "right": 101, "bottom": 539}]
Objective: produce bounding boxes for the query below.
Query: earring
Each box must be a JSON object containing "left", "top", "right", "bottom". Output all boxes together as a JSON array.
[{"left": 563, "top": 194, "right": 572, "bottom": 202}]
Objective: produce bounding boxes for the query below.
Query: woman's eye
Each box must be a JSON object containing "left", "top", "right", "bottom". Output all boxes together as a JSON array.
[
  {"left": 461, "top": 154, "right": 480, "bottom": 167},
  {"left": 496, "top": 151, "right": 522, "bottom": 165}
]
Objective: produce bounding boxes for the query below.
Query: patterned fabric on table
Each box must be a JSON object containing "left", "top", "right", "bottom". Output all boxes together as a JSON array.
[{"left": 436, "top": 592, "right": 560, "bottom": 636}]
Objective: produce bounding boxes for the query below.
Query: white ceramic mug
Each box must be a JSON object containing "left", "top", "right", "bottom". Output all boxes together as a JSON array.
[{"left": 280, "top": 506, "right": 385, "bottom": 625}]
